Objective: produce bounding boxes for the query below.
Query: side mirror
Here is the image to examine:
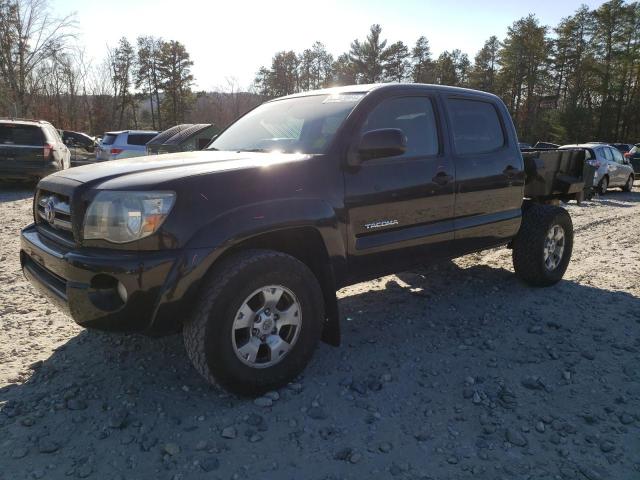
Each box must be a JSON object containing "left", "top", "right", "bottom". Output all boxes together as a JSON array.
[{"left": 357, "top": 128, "right": 407, "bottom": 161}]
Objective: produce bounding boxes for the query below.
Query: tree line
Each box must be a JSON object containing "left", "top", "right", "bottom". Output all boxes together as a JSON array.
[
  {"left": 0, "top": 0, "right": 197, "bottom": 135},
  {"left": 255, "top": 0, "right": 640, "bottom": 144},
  {"left": 4, "top": 0, "right": 640, "bottom": 144}
]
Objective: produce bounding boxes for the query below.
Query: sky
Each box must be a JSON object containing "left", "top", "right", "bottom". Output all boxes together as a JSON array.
[{"left": 55, "top": 0, "right": 608, "bottom": 91}]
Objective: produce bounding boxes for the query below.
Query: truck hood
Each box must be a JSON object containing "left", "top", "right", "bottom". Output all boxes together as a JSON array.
[{"left": 52, "top": 150, "right": 313, "bottom": 185}]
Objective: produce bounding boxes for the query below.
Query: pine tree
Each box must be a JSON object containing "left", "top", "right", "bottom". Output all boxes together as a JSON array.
[
  {"left": 384, "top": 41, "right": 410, "bottom": 82},
  {"left": 157, "top": 40, "right": 194, "bottom": 125},
  {"left": 411, "top": 36, "right": 434, "bottom": 83},
  {"left": 349, "top": 24, "right": 390, "bottom": 83},
  {"left": 470, "top": 36, "right": 500, "bottom": 92}
]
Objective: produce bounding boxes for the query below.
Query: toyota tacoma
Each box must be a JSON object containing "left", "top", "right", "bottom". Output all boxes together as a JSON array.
[{"left": 20, "top": 84, "right": 588, "bottom": 394}]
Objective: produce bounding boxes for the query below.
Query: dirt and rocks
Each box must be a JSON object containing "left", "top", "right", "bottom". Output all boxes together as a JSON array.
[{"left": 1, "top": 182, "right": 639, "bottom": 480}]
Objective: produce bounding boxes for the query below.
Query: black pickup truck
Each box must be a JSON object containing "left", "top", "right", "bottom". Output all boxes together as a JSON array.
[{"left": 20, "top": 84, "right": 588, "bottom": 394}]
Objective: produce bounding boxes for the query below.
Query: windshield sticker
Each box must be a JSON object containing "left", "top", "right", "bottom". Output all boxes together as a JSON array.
[{"left": 323, "top": 93, "right": 365, "bottom": 103}]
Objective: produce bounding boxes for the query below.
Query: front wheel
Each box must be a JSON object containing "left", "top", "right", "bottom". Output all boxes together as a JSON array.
[
  {"left": 512, "top": 204, "right": 574, "bottom": 287},
  {"left": 623, "top": 174, "right": 634, "bottom": 192},
  {"left": 183, "top": 249, "right": 324, "bottom": 395}
]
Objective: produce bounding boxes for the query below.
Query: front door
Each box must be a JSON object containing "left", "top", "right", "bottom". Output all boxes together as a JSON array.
[{"left": 343, "top": 95, "right": 456, "bottom": 280}]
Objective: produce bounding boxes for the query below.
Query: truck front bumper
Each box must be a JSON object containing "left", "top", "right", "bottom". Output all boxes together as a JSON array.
[{"left": 20, "top": 224, "right": 213, "bottom": 334}]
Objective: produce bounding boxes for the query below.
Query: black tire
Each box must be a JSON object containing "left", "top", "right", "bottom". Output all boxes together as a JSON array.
[
  {"left": 623, "top": 174, "right": 634, "bottom": 192},
  {"left": 183, "top": 249, "right": 324, "bottom": 396},
  {"left": 512, "top": 204, "right": 573, "bottom": 287},
  {"left": 598, "top": 175, "right": 609, "bottom": 195}
]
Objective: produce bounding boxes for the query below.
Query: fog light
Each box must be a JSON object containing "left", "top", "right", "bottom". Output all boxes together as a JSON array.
[{"left": 117, "top": 281, "right": 128, "bottom": 303}]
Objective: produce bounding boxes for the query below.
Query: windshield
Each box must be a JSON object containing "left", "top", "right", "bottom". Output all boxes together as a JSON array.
[{"left": 208, "top": 93, "right": 365, "bottom": 154}]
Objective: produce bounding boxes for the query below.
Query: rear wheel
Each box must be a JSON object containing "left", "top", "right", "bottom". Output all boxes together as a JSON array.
[
  {"left": 183, "top": 249, "right": 324, "bottom": 395},
  {"left": 598, "top": 175, "right": 609, "bottom": 195},
  {"left": 512, "top": 204, "right": 573, "bottom": 287},
  {"left": 623, "top": 174, "right": 634, "bottom": 192}
]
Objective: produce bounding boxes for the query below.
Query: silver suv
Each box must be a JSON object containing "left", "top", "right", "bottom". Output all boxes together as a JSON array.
[
  {"left": 560, "top": 143, "right": 635, "bottom": 194},
  {"left": 96, "top": 130, "right": 158, "bottom": 161}
]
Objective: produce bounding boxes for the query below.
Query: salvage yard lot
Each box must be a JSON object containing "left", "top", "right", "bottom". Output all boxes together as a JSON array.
[{"left": 1, "top": 184, "right": 639, "bottom": 480}]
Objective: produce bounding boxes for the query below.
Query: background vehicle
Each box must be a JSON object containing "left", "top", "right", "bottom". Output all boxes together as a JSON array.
[
  {"left": 518, "top": 142, "right": 532, "bottom": 150},
  {"left": 146, "top": 124, "right": 218, "bottom": 155},
  {"left": 610, "top": 143, "right": 633, "bottom": 154},
  {"left": 560, "top": 143, "right": 635, "bottom": 194},
  {"left": 95, "top": 130, "right": 158, "bottom": 161},
  {"left": 1, "top": 119, "right": 70, "bottom": 181},
  {"left": 60, "top": 130, "right": 99, "bottom": 166},
  {"left": 21, "top": 84, "right": 588, "bottom": 395},
  {"left": 624, "top": 144, "right": 640, "bottom": 178}
]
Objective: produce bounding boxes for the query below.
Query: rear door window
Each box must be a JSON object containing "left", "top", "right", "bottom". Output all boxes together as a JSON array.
[
  {"left": 0, "top": 124, "right": 45, "bottom": 145},
  {"left": 610, "top": 147, "right": 624, "bottom": 164},
  {"left": 602, "top": 147, "right": 613, "bottom": 162},
  {"left": 360, "top": 96, "right": 439, "bottom": 157},
  {"left": 127, "top": 133, "right": 156, "bottom": 146},
  {"left": 447, "top": 98, "right": 505, "bottom": 155},
  {"left": 101, "top": 134, "right": 118, "bottom": 145}
]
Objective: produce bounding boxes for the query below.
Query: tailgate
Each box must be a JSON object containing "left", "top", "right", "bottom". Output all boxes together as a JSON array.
[
  {"left": 0, "top": 144, "right": 45, "bottom": 162},
  {"left": 522, "top": 148, "right": 588, "bottom": 199}
]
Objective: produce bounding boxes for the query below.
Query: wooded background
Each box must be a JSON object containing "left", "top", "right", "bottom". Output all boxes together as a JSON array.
[{"left": 2, "top": 0, "right": 640, "bottom": 144}]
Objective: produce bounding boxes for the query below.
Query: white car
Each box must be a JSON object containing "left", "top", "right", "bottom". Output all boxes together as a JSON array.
[
  {"left": 96, "top": 130, "right": 158, "bottom": 161},
  {"left": 560, "top": 143, "right": 635, "bottom": 194}
]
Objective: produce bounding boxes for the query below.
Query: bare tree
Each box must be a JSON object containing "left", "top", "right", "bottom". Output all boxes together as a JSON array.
[{"left": 0, "top": 0, "right": 76, "bottom": 116}]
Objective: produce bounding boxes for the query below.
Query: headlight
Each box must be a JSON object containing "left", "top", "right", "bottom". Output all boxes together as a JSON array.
[{"left": 83, "top": 191, "right": 175, "bottom": 243}]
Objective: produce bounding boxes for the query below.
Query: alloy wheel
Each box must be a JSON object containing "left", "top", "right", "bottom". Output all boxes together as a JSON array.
[{"left": 231, "top": 285, "right": 302, "bottom": 368}]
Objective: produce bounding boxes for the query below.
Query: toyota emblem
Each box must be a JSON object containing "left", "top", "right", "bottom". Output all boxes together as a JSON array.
[{"left": 44, "top": 199, "right": 56, "bottom": 223}]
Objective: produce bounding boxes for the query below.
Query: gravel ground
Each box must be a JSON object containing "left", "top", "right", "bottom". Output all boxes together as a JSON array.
[{"left": 1, "top": 182, "right": 639, "bottom": 480}]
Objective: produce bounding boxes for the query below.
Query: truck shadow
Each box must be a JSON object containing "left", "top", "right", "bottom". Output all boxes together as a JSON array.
[
  {"left": 2, "top": 260, "right": 638, "bottom": 413},
  {"left": 2, "top": 261, "right": 639, "bottom": 477}
]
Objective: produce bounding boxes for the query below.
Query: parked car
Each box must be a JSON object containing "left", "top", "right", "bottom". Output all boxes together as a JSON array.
[
  {"left": 560, "top": 143, "right": 635, "bottom": 194},
  {"left": 22, "top": 84, "right": 589, "bottom": 394},
  {"left": 60, "top": 130, "right": 99, "bottom": 166},
  {"left": 95, "top": 130, "right": 158, "bottom": 161},
  {"left": 518, "top": 142, "right": 532, "bottom": 150},
  {"left": 624, "top": 144, "right": 640, "bottom": 178},
  {"left": 146, "top": 124, "right": 218, "bottom": 155},
  {"left": 610, "top": 143, "right": 633, "bottom": 154},
  {"left": 1, "top": 118, "right": 70, "bottom": 182}
]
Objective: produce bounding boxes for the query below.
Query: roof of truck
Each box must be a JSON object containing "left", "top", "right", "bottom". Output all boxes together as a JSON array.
[{"left": 276, "top": 83, "right": 501, "bottom": 102}]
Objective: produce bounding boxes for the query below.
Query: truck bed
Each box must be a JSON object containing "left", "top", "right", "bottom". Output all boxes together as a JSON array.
[{"left": 522, "top": 148, "right": 591, "bottom": 203}]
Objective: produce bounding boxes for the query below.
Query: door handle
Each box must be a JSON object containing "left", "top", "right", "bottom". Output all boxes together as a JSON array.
[
  {"left": 503, "top": 165, "right": 519, "bottom": 178},
  {"left": 432, "top": 171, "right": 453, "bottom": 185}
]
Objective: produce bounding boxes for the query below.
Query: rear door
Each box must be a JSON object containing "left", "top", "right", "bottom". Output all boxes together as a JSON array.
[
  {"left": 0, "top": 123, "right": 46, "bottom": 173},
  {"left": 343, "top": 94, "right": 456, "bottom": 279},
  {"left": 444, "top": 96, "right": 525, "bottom": 251},
  {"left": 609, "top": 146, "right": 627, "bottom": 184},
  {"left": 602, "top": 147, "right": 619, "bottom": 184}
]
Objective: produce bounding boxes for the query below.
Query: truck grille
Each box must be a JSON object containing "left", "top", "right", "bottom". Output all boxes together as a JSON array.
[{"left": 35, "top": 189, "right": 75, "bottom": 245}]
